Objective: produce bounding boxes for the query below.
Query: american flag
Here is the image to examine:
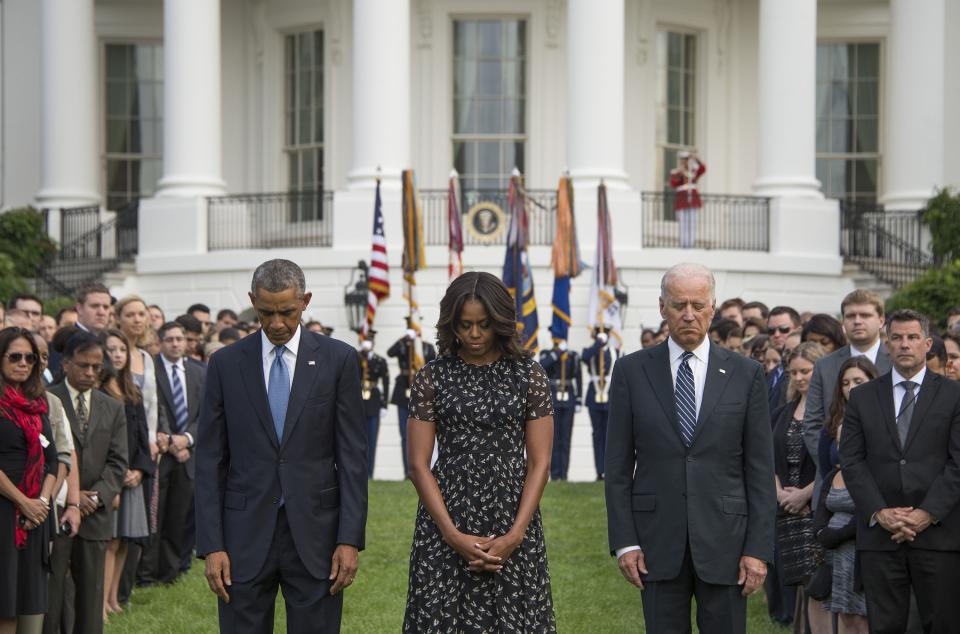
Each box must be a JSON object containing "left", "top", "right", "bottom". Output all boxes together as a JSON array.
[
  {"left": 364, "top": 180, "right": 389, "bottom": 336},
  {"left": 448, "top": 170, "right": 464, "bottom": 281}
]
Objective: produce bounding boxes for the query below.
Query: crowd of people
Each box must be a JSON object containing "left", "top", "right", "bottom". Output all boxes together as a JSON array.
[{"left": 1, "top": 265, "right": 960, "bottom": 633}]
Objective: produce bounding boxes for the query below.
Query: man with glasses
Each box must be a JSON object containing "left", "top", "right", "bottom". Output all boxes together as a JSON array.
[
  {"left": 46, "top": 333, "right": 127, "bottom": 634},
  {"left": 7, "top": 293, "right": 44, "bottom": 332}
]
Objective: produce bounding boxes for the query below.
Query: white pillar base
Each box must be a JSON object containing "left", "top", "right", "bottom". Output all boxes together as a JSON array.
[
  {"left": 34, "top": 188, "right": 101, "bottom": 210},
  {"left": 156, "top": 175, "right": 226, "bottom": 198},
  {"left": 769, "top": 197, "right": 839, "bottom": 258},
  {"left": 881, "top": 190, "right": 935, "bottom": 212},
  {"left": 753, "top": 176, "right": 824, "bottom": 200},
  {"left": 138, "top": 196, "right": 208, "bottom": 257}
]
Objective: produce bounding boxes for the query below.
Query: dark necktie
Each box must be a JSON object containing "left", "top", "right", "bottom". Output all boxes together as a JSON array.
[
  {"left": 268, "top": 345, "right": 291, "bottom": 442},
  {"left": 676, "top": 351, "right": 697, "bottom": 446},
  {"left": 171, "top": 365, "right": 189, "bottom": 434},
  {"left": 896, "top": 380, "right": 917, "bottom": 447},
  {"left": 76, "top": 393, "right": 88, "bottom": 436}
]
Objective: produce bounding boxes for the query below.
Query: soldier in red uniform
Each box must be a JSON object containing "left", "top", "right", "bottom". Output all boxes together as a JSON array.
[{"left": 670, "top": 150, "right": 706, "bottom": 248}]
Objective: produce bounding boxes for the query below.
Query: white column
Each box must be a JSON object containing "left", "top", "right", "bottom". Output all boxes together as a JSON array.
[
  {"left": 882, "top": 0, "right": 945, "bottom": 211},
  {"left": 349, "top": 0, "right": 410, "bottom": 190},
  {"left": 753, "top": 0, "right": 821, "bottom": 198},
  {"left": 156, "top": 0, "right": 225, "bottom": 196},
  {"left": 567, "top": 0, "right": 628, "bottom": 189},
  {"left": 35, "top": 0, "right": 99, "bottom": 211}
]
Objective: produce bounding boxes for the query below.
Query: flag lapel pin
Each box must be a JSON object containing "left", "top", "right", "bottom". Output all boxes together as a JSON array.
[
  {"left": 719, "top": 368, "right": 726, "bottom": 374},
  {"left": 308, "top": 360, "right": 316, "bottom": 366}
]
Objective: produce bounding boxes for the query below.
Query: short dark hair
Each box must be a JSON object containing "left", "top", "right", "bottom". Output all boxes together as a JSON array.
[
  {"left": 711, "top": 318, "right": 742, "bottom": 342},
  {"left": 76, "top": 282, "right": 111, "bottom": 305},
  {"left": 187, "top": 303, "right": 211, "bottom": 316},
  {"left": 801, "top": 314, "right": 847, "bottom": 350},
  {"left": 55, "top": 307, "right": 77, "bottom": 322},
  {"left": 928, "top": 336, "right": 947, "bottom": 365},
  {"left": 51, "top": 325, "right": 78, "bottom": 353},
  {"left": 218, "top": 327, "right": 241, "bottom": 344},
  {"left": 251, "top": 259, "right": 306, "bottom": 296},
  {"left": 174, "top": 314, "right": 203, "bottom": 335},
  {"left": 768, "top": 306, "right": 801, "bottom": 327},
  {"left": 827, "top": 356, "right": 879, "bottom": 439},
  {"left": 886, "top": 309, "right": 931, "bottom": 337},
  {"left": 719, "top": 298, "right": 745, "bottom": 312},
  {"left": 0, "top": 327, "right": 44, "bottom": 400},
  {"left": 8, "top": 293, "right": 43, "bottom": 311},
  {"left": 216, "top": 308, "right": 238, "bottom": 321},
  {"left": 63, "top": 331, "right": 101, "bottom": 359},
  {"left": 158, "top": 321, "right": 185, "bottom": 340},
  {"left": 742, "top": 301, "right": 769, "bottom": 319},
  {"left": 436, "top": 271, "right": 529, "bottom": 361}
]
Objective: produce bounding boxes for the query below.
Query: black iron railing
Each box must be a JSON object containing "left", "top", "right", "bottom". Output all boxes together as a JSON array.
[
  {"left": 839, "top": 201, "right": 934, "bottom": 288},
  {"left": 641, "top": 191, "right": 770, "bottom": 251},
  {"left": 420, "top": 189, "right": 557, "bottom": 246},
  {"left": 207, "top": 190, "right": 334, "bottom": 250}
]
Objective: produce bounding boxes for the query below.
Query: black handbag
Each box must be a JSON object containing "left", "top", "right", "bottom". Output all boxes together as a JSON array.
[{"left": 805, "top": 561, "right": 833, "bottom": 601}]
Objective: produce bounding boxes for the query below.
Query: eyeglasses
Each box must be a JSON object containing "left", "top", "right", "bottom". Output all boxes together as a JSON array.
[
  {"left": 4, "top": 352, "right": 37, "bottom": 365},
  {"left": 767, "top": 325, "right": 792, "bottom": 335}
]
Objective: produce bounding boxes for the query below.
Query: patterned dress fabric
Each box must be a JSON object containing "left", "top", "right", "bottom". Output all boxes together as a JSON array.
[
  {"left": 403, "top": 354, "right": 556, "bottom": 633},
  {"left": 823, "top": 486, "right": 867, "bottom": 616},
  {"left": 777, "top": 417, "right": 821, "bottom": 585}
]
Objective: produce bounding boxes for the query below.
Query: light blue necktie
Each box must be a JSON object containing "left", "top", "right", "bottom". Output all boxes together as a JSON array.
[
  {"left": 676, "top": 351, "right": 698, "bottom": 446},
  {"left": 170, "top": 365, "right": 189, "bottom": 434},
  {"left": 268, "top": 345, "right": 290, "bottom": 443}
]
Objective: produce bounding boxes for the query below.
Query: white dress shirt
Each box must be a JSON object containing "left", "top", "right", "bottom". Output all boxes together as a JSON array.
[
  {"left": 261, "top": 326, "right": 300, "bottom": 391},
  {"left": 891, "top": 365, "right": 925, "bottom": 416},
  {"left": 161, "top": 354, "right": 194, "bottom": 445},
  {"left": 849, "top": 338, "right": 882, "bottom": 365},
  {"left": 617, "top": 336, "right": 712, "bottom": 560},
  {"left": 64, "top": 381, "right": 90, "bottom": 424}
]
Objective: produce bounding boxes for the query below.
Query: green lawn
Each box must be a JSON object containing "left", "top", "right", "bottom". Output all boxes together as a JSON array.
[{"left": 104, "top": 482, "right": 787, "bottom": 633}]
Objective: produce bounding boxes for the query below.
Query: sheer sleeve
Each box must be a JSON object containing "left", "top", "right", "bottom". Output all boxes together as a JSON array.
[
  {"left": 408, "top": 362, "right": 437, "bottom": 423},
  {"left": 525, "top": 360, "right": 554, "bottom": 421}
]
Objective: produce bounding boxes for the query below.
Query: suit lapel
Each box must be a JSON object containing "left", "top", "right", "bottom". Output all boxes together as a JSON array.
[
  {"left": 280, "top": 333, "right": 322, "bottom": 447},
  {"left": 239, "top": 336, "right": 280, "bottom": 450},
  {"left": 691, "top": 344, "right": 735, "bottom": 447},
  {"left": 52, "top": 383, "right": 84, "bottom": 445},
  {"left": 876, "top": 373, "right": 901, "bottom": 451},
  {"left": 641, "top": 342, "right": 685, "bottom": 446},
  {"left": 185, "top": 363, "right": 203, "bottom": 421},
  {"left": 154, "top": 356, "right": 174, "bottom": 412},
  {"left": 875, "top": 346, "right": 893, "bottom": 374},
  {"left": 903, "top": 371, "right": 940, "bottom": 453}
]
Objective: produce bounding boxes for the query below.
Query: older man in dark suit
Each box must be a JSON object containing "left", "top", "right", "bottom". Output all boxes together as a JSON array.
[
  {"left": 841, "top": 309, "right": 960, "bottom": 633},
  {"left": 605, "top": 263, "right": 776, "bottom": 634},
  {"left": 46, "top": 333, "right": 127, "bottom": 634},
  {"left": 196, "top": 259, "right": 368, "bottom": 634}
]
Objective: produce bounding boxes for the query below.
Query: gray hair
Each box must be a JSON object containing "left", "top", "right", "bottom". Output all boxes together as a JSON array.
[
  {"left": 251, "top": 259, "right": 306, "bottom": 296},
  {"left": 660, "top": 263, "right": 716, "bottom": 300}
]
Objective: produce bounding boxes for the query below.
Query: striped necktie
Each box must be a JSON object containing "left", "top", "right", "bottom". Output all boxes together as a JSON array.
[
  {"left": 170, "top": 364, "right": 189, "bottom": 434},
  {"left": 896, "top": 380, "right": 917, "bottom": 448},
  {"left": 676, "top": 351, "right": 698, "bottom": 446}
]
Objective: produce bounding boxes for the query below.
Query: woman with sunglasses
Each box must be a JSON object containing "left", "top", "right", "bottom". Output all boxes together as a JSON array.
[{"left": 0, "top": 327, "right": 58, "bottom": 634}]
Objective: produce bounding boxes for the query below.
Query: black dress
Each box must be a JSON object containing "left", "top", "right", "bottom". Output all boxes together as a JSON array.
[
  {"left": 403, "top": 354, "right": 556, "bottom": 633},
  {"left": 0, "top": 411, "right": 57, "bottom": 618}
]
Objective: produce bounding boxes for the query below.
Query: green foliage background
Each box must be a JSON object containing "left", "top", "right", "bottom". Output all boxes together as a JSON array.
[
  {"left": 886, "top": 259, "right": 960, "bottom": 329},
  {"left": 0, "top": 207, "right": 57, "bottom": 303},
  {"left": 921, "top": 188, "right": 960, "bottom": 264}
]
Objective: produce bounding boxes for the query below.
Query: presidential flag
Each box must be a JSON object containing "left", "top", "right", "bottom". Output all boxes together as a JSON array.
[
  {"left": 502, "top": 170, "right": 539, "bottom": 352},
  {"left": 588, "top": 183, "right": 622, "bottom": 348},
  {"left": 448, "top": 170, "right": 464, "bottom": 282},
  {"left": 549, "top": 175, "right": 584, "bottom": 343},
  {"left": 402, "top": 169, "right": 427, "bottom": 371},
  {"left": 364, "top": 179, "right": 389, "bottom": 337}
]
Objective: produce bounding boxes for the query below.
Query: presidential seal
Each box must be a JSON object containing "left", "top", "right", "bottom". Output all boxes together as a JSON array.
[{"left": 465, "top": 201, "right": 507, "bottom": 245}]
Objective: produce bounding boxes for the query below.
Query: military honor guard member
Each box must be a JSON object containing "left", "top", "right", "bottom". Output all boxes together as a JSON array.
[
  {"left": 582, "top": 326, "right": 619, "bottom": 480},
  {"left": 540, "top": 339, "right": 582, "bottom": 481},
  {"left": 358, "top": 331, "right": 389, "bottom": 479},
  {"left": 670, "top": 150, "right": 707, "bottom": 249},
  {"left": 387, "top": 323, "right": 437, "bottom": 476}
]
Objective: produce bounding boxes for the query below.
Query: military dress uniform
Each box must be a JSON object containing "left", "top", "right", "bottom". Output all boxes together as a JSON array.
[
  {"left": 387, "top": 337, "right": 437, "bottom": 475},
  {"left": 539, "top": 346, "right": 582, "bottom": 481},
  {"left": 582, "top": 339, "right": 618, "bottom": 480},
  {"left": 359, "top": 350, "right": 389, "bottom": 478},
  {"left": 670, "top": 155, "right": 706, "bottom": 248}
]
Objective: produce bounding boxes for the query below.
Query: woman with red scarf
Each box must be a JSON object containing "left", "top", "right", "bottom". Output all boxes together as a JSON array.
[{"left": 0, "top": 327, "right": 58, "bottom": 632}]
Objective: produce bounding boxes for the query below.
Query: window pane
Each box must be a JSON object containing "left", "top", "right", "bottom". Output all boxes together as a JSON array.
[
  {"left": 856, "top": 80, "right": 878, "bottom": 116},
  {"left": 667, "top": 33, "right": 682, "bottom": 68},
  {"left": 106, "top": 81, "right": 128, "bottom": 117},
  {"left": 816, "top": 119, "right": 830, "bottom": 153},
  {"left": 667, "top": 70, "right": 682, "bottom": 106},
  {"left": 106, "top": 120, "right": 128, "bottom": 153},
  {"left": 855, "top": 117, "right": 878, "bottom": 153},
  {"left": 477, "top": 142, "right": 499, "bottom": 176},
  {"left": 106, "top": 45, "right": 129, "bottom": 80},
  {"left": 667, "top": 109, "right": 681, "bottom": 143},
  {"left": 504, "top": 98, "right": 524, "bottom": 134},
  {"left": 477, "top": 21, "right": 501, "bottom": 58},
  {"left": 134, "top": 45, "right": 153, "bottom": 80},
  {"left": 857, "top": 43, "right": 879, "bottom": 79}
]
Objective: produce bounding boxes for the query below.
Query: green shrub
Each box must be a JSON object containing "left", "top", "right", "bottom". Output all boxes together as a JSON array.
[
  {"left": 886, "top": 259, "right": 960, "bottom": 329},
  {"left": 44, "top": 295, "right": 77, "bottom": 316},
  {"left": 0, "top": 207, "right": 57, "bottom": 303},
  {"left": 921, "top": 188, "right": 960, "bottom": 264}
]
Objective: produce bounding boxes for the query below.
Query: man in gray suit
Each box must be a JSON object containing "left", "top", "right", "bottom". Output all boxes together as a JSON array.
[
  {"left": 46, "top": 332, "right": 127, "bottom": 634},
  {"left": 802, "top": 289, "right": 890, "bottom": 492},
  {"left": 605, "top": 263, "right": 776, "bottom": 633}
]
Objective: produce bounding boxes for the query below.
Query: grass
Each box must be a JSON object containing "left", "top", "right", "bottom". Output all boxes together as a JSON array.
[{"left": 104, "top": 481, "right": 787, "bottom": 633}]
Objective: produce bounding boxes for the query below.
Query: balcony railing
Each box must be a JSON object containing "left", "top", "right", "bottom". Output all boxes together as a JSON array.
[
  {"left": 420, "top": 188, "right": 557, "bottom": 246},
  {"left": 641, "top": 191, "right": 770, "bottom": 251},
  {"left": 839, "top": 201, "right": 934, "bottom": 288},
  {"left": 207, "top": 190, "right": 333, "bottom": 251}
]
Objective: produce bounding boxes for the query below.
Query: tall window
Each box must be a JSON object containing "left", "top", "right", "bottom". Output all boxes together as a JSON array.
[
  {"left": 453, "top": 19, "right": 526, "bottom": 192},
  {"left": 816, "top": 43, "right": 880, "bottom": 203},
  {"left": 104, "top": 43, "right": 163, "bottom": 210},
  {"left": 656, "top": 31, "right": 697, "bottom": 186},
  {"left": 285, "top": 30, "right": 324, "bottom": 221}
]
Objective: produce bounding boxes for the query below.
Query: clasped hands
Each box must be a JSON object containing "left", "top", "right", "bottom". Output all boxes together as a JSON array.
[
  {"left": 777, "top": 486, "right": 811, "bottom": 515},
  {"left": 444, "top": 529, "right": 522, "bottom": 573},
  {"left": 157, "top": 432, "right": 191, "bottom": 463},
  {"left": 875, "top": 506, "right": 933, "bottom": 543},
  {"left": 17, "top": 494, "right": 50, "bottom": 530}
]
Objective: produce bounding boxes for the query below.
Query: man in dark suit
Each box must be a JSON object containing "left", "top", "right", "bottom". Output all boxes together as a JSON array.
[
  {"left": 605, "top": 263, "right": 776, "bottom": 633},
  {"left": 46, "top": 332, "right": 128, "bottom": 634},
  {"left": 196, "top": 259, "right": 368, "bottom": 633},
  {"left": 840, "top": 309, "right": 960, "bottom": 633},
  {"left": 149, "top": 321, "right": 204, "bottom": 583},
  {"left": 387, "top": 323, "right": 436, "bottom": 476}
]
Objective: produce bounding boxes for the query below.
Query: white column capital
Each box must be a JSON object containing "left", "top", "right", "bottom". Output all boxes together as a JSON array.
[{"left": 156, "top": 0, "right": 225, "bottom": 197}]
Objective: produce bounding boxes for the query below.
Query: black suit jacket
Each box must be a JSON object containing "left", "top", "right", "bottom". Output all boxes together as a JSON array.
[
  {"left": 840, "top": 371, "right": 960, "bottom": 552},
  {"left": 605, "top": 340, "right": 776, "bottom": 585},
  {"left": 49, "top": 382, "right": 128, "bottom": 541},
  {"left": 195, "top": 330, "right": 368, "bottom": 584},
  {"left": 154, "top": 355, "right": 205, "bottom": 479}
]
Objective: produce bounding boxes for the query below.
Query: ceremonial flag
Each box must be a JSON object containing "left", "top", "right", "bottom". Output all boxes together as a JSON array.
[
  {"left": 447, "top": 170, "right": 464, "bottom": 281},
  {"left": 549, "top": 175, "right": 583, "bottom": 343},
  {"left": 502, "top": 170, "right": 539, "bottom": 352},
  {"left": 588, "top": 183, "right": 622, "bottom": 348},
  {"left": 364, "top": 179, "right": 390, "bottom": 337},
  {"left": 402, "top": 169, "right": 427, "bottom": 371}
]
